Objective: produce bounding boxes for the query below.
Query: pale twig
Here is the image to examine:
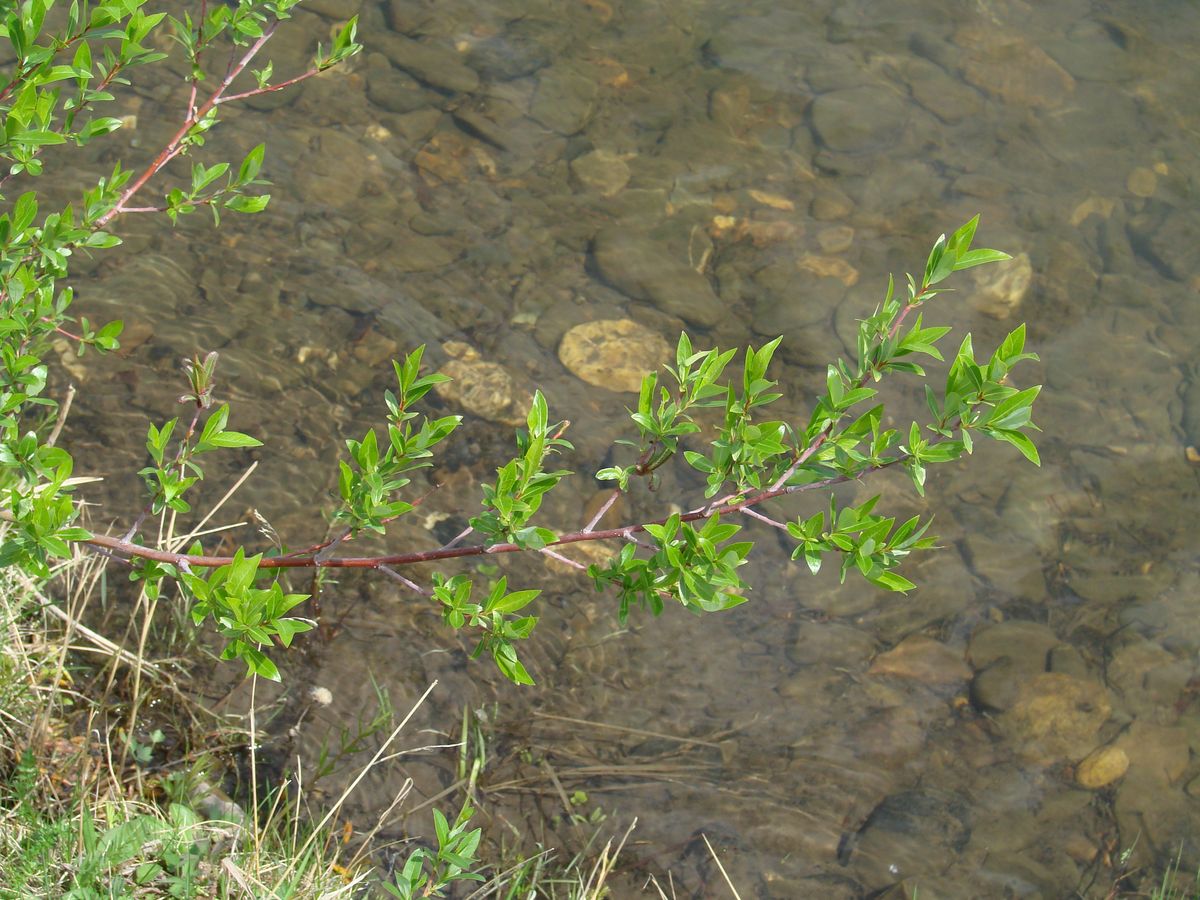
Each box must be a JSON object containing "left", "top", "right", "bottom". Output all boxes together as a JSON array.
[
  {"left": 294, "top": 682, "right": 438, "bottom": 864},
  {"left": 540, "top": 548, "right": 586, "bottom": 570},
  {"left": 583, "top": 489, "right": 621, "bottom": 533},
  {"left": 168, "top": 461, "right": 258, "bottom": 552},
  {"left": 51, "top": 453, "right": 908, "bottom": 570},
  {"left": 701, "top": 833, "right": 742, "bottom": 900},
  {"left": 541, "top": 758, "right": 584, "bottom": 839},
  {"left": 439, "top": 524, "right": 474, "bottom": 550},
  {"left": 378, "top": 565, "right": 430, "bottom": 597},
  {"left": 18, "top": 574, "right": 160, "bottom": 674},
  {"left": 740, "top": 506, "right": 787, "bottom": 531},
  {"left": 97, "top": 20, "right": 282, "bottom": 227},
  {"left": 46, "top": 383, "right": 76, "bottom": 447},
  {"left": 581, "top": 818, "right": 638, "bottom": 899},
  {"left": 531, "top": 711, "right": 721, "bottom": 749},
  {"left": 347, "top": 777, "right": 415, "bottom": 870}
]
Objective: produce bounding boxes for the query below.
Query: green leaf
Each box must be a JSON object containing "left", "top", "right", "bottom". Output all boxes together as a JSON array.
[
  {"left": 237, "top": 143, "right": 265, "bottom": 183},
  {"left": 870, "top": 570, "right": 916, "bottom": 593},
  {"left": 953, "top": 248, "right": 1011, "bottom": 270},
  {"left": 207, "top": 430, "right": 261, "bottom": 449},
  {"left": 225, "top": 194, "right": 270, "bottom": 213},
  {"left": 991, "top": 428, "right": 1041, "bottom": 466},
  {"left": 488, "top": 588, "right": 539, "bottom": 615}
]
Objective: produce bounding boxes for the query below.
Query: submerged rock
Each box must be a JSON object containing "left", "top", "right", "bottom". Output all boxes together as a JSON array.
[
  {"left": 372, "top": 30, "right": 479, "bottom": 94},
  {"left": 530, "top": 64, "right": 598, "bottom": 135},
  {"left": 1000, "top": 673, "right": 1112, "bottom": 764},
  {"left": 557, "top": 318, "right": 671, "bottom": 393},
  {"left": 1075, "top": 745, "right": 1129, "bottom": 789},
  {"left": 434, "top": 341, "right": 529, "bottom": 425},
  {"left": 968, "top": 620, "right": 1060, "bottom": 672},
  {"left": 591, "top": 226, "right": 726, "bottom": 327},
  {"left": 969, "top": 251, "right": 1032, "bottom": 320},
  {"left": 956, "top": 25, "right": 1076, "bottom": 110},
  {"left": 570, "top": 149, "right": 631, "bottom": 197},
  {"left": 869, "top": 635, "right": 971, "bottom": 686},
  {"left": 810, "top": 85, "right": 909, "bottom": 153}
]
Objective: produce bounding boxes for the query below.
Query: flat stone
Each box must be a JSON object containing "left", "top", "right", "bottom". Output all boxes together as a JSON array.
[
  {"left": 969, "top": 251, "right": 1032, "bottom": 320},
  {"left": 372, "top": 30, "right": 479, "bottom": 93},
  {"left": 293, "top": 128, "right": 372, "bottom": 207},
  {"left": 811, "top": 186, "right": 854, "bottom": 220},
  {"left": 570, "top": 149, "right": 631, "bottom": 197},
  {"left": 530, "top": 64, "right": 598, "bottom": 135},
  {"left": 971, "top": 658, "right": 1024, "bottom": 712},
  {"left": 466, "top": 18, "right": 558, "bottom": 81},
  {"left": 788, "top": 621, "right": 876, "bottom": 669},
  {"left": 1117, "top": 721, "right": 1190, "bottom": 786},
  {"left": 1075, "top": 746, "right": 1129, "bottom": 789},
  {"left": 798, "top": 254, "right": 859, "bottom": 287},
  {"left": 810, "top": 86, "right": 909, "bottom": 154},
  {"left": 816, "top": 225, "right": 855, "bottom": 254},
  {"left": 968, "top": 620, "right": 1060, "bottom": 673},
  {"left": 557, "top": 319, "right": 671, "bottom": 393},
  {"left": 956, "top": 25, "right": 1076, "bottom": 110},
  {"left": 751, "top": 267, "right": 844, "bottom": 336},
  {"left": 365, "top": 61, "right": 433, "bottom": 114},
  {"left": 1000, "top": 673, "right": 1113, "bottom": 764},
  {"left": 1126, "top": 167, "right": 1157, "bottom": 198},
  {"left": 1144, "top": 207, "right": 1200, "bottom": 282},
  {"left": 868, "top": 635, "right": 971, "bottom": 685},
  {"left": 434, "top": 341, "right": 528, "bottom": 425},
  {"left": 591, "top": 226, "right": 726, "bottom": 327},
  {"left": 1043, "top": 19, "right": 1138, "bottom": 83},
  {"left": 389, "top": 234, "right": 457, "bottom": 273}
]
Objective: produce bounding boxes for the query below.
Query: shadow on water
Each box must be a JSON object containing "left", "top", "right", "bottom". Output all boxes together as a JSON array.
[{"left": 63, "top": 0, "right": 1200, "bottom": 895}]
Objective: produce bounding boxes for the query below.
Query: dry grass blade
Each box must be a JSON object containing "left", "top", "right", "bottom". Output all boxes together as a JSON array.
[
  {"left": 16, "top": 572, "right": 158, "bottom": 674},
  {"left": 579, "top": 816, "right": 637, "bottom": 898},
  {"left": 701, "top": 832, "right": 742, "bottom": 900},
  {"left": 167, "top": 461, "right": 258, "bottom": 553},
  {"left": 532, "top": 711, "right": 722, "bottom": 749},
  {"left": 290, "top": 680, "right": 439, "bottom": 869}
]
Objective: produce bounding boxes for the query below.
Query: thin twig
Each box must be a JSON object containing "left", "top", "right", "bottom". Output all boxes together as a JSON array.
[
  {"left": 46, "top": 384, "right": 76, "bottom": 447},
  {"left": 540, "top": 548, "right": 586, "bottom": 571},
  {"left": 36, "top": 451, "right": 909, "bottom": 571},
  {"left": 439, "top": 524, "right": 474, "bottom": 551},
  {"left": 531, "top": 711, "right": 722, "bottom": 749},
  {"left": 739, "top": 506, "right": 787, "bottom": 531},
  {"left": 17, "top": 573, "right": 160, "bottom": 674},
  {"left": 701, "top": 833, "right": 743, "bottom": 900},
  {"left": 378, "top": 565, "right": 430, "bottom": 597},
  {"left": 168, "top": 461, "right": 258, "bottom": 552},
  {"left": 583, "top": 488, "right": 621, "bottom": 533},
  {"left": 294, "top": 682, "right": 438, "bottom": 865}
]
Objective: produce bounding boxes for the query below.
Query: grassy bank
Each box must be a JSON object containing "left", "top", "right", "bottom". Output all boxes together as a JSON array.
[{"left": 0, "top": 551, "right": 634, "bottom": 899}]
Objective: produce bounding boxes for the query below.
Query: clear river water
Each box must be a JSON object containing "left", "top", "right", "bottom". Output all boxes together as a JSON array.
[{"left": 57, "top": 0, "right": 1200, "bottom": 896}]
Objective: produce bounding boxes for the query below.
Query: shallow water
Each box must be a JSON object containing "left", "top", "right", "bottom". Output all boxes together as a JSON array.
[{"left": 60, "top": 0, "right": 1200, "bottom": 896}]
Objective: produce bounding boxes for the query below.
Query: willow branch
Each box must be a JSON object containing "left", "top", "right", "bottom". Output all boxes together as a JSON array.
[{"left": 64, "top": 455, "right": 907, "bottom": 571}]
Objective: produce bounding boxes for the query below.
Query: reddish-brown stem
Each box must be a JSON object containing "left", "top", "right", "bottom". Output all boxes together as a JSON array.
[
  {"left": 76, "top": 456, "right": 905, "bottom": 571},
  {"left": 42, "top": 319, "right": 84, "bottom": 342},
  {"left": 766, "top": 293, "right": 926, "bottom": 495},
  {"left": 96, "top": 21, "right": 281, "bottom": 228},
  {"left": 216, "top": 67, "right": 325, "bottom": 106}
]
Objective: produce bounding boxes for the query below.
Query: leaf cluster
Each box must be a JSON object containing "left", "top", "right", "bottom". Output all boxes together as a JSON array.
[
  {"left": 382, "top": 806, "right": 485, "bottom": 899},
  {"left": 334, "top": 346, "right": 460, "bottom": 536},
  {"left": 471, "top": 391, "right": 571, "bottom": 550},
  {"left": 591, "top": 513, "right": 751, "bottom": 623}
]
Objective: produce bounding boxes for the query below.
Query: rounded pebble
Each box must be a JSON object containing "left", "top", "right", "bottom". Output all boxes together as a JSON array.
[
  {"left": 558, "top": 319, "right": 671, "bottom": 393},
  {"left": 1075, "top": 746, "right": 1129, "bottom": 789}
]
